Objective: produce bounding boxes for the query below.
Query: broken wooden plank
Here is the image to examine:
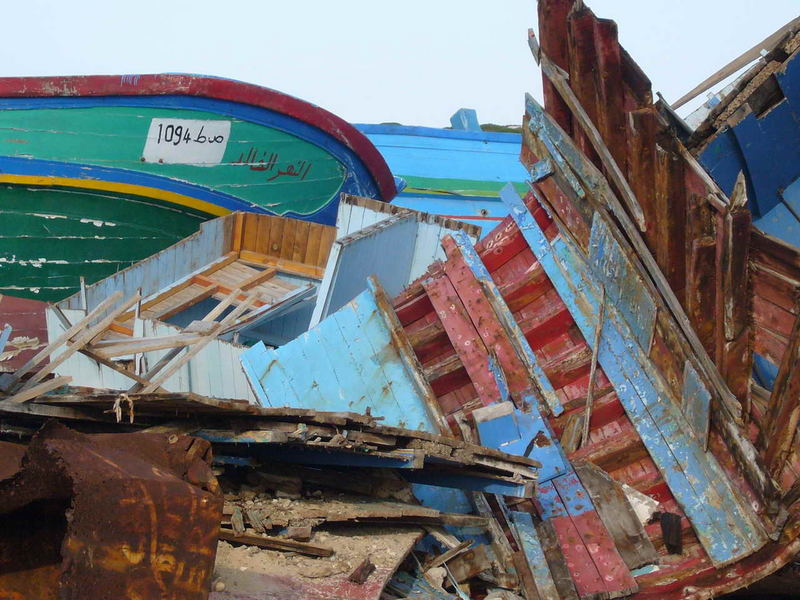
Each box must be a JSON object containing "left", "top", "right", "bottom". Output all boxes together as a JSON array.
[
  {"left": 90, "top": 334, "right": 207, "bottom": 359},
  {"left": 18, "top": 293, "right": 142, "bottom": 393},
  {"left": 139, "top": 295, "right": 255, "bottom": 393},
  {"left": 348, "top": 558, "right": 376, "bottom": 584},
  {"left": 573, "top": 461, "right": 659, "bottom": 570},
  {"left": 218, "top": 528, "right": 333, "bottom": 557},
  {"left": 3, "top": 290, "right": 123, "bottom": 390},
  {"left": 422, "top": 540, "right": 472, "bottom": 572},
  {"left": 4, "top": 375, "right": 72, "bottom": 404},
  {"left": 509, "top": 511, "right": 559, "bottom": 600}
]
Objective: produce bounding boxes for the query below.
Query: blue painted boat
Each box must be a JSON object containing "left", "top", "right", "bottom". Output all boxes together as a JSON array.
[{"left": 356, "top": 109, "right": 529, "bottom": 235}]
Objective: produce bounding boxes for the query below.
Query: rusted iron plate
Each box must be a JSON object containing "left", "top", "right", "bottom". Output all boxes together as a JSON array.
[{"left": 0, "top": 421, "right": 222, "bottom": 600}]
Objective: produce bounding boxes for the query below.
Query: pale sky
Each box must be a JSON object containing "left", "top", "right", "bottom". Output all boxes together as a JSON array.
[{"left": 2, "top": 1, "right": 797, "bottom": 127}]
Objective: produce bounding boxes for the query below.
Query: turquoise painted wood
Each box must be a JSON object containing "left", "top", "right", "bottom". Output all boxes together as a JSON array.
[
  {"left": 683, "top": 360, "right": 712, "bottom": 445},
  {"left": 510, "top": 511, "right": 560, "bottom": 600},
  {"left": 475, "top": 401, "right": 568, "bottom": 483},
  {"left": 450, "top": 230, "right": 563, "bottom": 416},
  {"left": 240, "top": 284, "right": 441, "bottom": 432},
  {"left": 589, "top": 216, "right": 656, "bottom": 350},
  {"left": 501, "top": 184, "right": 767, "bottom": 566},
  {"left": 312, "top": 214, "right": 417, "bottom": 326}
]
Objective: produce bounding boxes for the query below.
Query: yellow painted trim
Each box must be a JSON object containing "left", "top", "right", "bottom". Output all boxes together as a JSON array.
[{"left": 0, "top": 174, "right": 230, "bottom": 216}]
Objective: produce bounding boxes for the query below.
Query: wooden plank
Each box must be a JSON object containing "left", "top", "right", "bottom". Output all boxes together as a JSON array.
[
  {"left": 671, "top": 15, "right": 800, "bottom": 109},
  {"left": 239, "top": 251, "right": 325, "bottom": 279},
  {"left": 582, "top": 290, "right": 604, "bottom": 448},
  {"left": 534, "top": 518, "right": 579, "bottom": 600},
  {"left": 3, "top": 290, "right": 123, "bottom": 390},
  {"left": 423, "top": 277, "right": 503, "bottom": 407},
  {"left": 19, "top": 293, "right": 142, "bottom": 392},
  {"left": 537, "top": 480, "right": 608, "bottom": 598},
  {"left": 573, "top": 460, "right": 659, "bottom": 570},
  {"left": 763, "top": 310, "right": 800, "bottom": 476},
  {"left": 509, "top": 511, "right": 560, "bottom": 600},
  {"left": 550, "top": 473, "right": 638, "bottom": 597},
  {"left": 241, "top": 212, "right": 260, "bottom": 253},
  {"left": 589, "top": 218, "right": 655, "bottom": 350},
  {"left": 317, "top": 225, "right": 338, "bottom": 268},
  {"left": 279, "top": 218, "right": 297, "bottom": 261},
  {"left": 4, "top": 375, "right": 72, "bottom": 404},
  {"left": 687, "top": 236, "right": 719, "bottom": 357},
  {"left": 91, "top": 334, "right": 207, "bottom": 359},
  {"left": 291, "top": 221, "right": 311, "bottom": 264},
  {"left": 231, "top": 212, "right": 245, "bottom": 253},
  {"left": 265, "top": 215, "right": 285, "bottom": 258},
  {"left": 49, "top": 305, "right": 164, "bottom": 391},
  {"left": 305, "top": 223, "right": 324, "bottom": 266},
  {"left": 218, "top": 528, "right": 333, "bottom": 557}
]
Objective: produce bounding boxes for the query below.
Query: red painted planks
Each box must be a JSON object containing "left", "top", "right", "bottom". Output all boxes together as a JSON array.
[{"left": 423, "top": 277, "right": 504, "bottom": 407}]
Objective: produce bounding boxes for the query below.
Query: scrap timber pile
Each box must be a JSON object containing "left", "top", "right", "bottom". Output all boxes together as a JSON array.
[{"left": 2, "top": 1, "right": 800, "bottom": 599}]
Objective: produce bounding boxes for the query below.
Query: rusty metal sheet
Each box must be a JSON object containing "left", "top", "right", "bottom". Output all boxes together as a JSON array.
[{"left": 0, "top": 421, "right": 222, "bottom": 600}]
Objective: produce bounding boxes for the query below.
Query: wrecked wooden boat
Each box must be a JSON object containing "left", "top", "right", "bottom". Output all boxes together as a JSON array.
[
  {"left": 235, "top": 1, "right": 800, "bottom": 597},
  {"left": 0, "top": 74, "right": 396, "bottom": 300},
  {"left": 357, "top": 110, "right": 527, "bottom": 234},
  {"left": 2, "top": 2, "right": 800, "bottom": 598}
]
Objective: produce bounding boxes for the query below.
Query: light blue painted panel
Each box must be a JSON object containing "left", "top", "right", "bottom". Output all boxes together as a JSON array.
[
  {"left": 240, "top": 286, "right": 439, "bottom": 432},
  {"left": 317, "top": 215, "right": 417, "bottom": 322},
  {"left": 501, "top": 184, "right": 766, "bottom": 566},
  {"left": 476, "top": 401, "right": 568, "bottom": 483},
  {"left": 683, "top": 360, "right": 712, "bottom": 444},
  {"left": 588, "top": 216, "right": 656, "bottom": 350},
  {"left": 510, "top": 511, "right": 560, "bottom": 599}
]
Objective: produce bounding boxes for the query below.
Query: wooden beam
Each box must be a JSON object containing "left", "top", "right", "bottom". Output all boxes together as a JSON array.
[
  {"left": 239, "top": 250, "right": 325, "bottom": 279},
  {"left": 671, "top": 16, "right": 800, "bottom": 109},
  {"left": 49, "top": 305, "right": 164, "bottom": 391},
  {"left": 2, "top": 290, "right": 124, "bottom": 390},
  {"left": 90, "top": 334, "right": 207, "bottom": 359},
  {"left": 18, "top": 293, "right": 142, "bottom": 393},
  {"left": 217, "top": 528, "right": 333, "bottom": 557},
  {"left": 581, "top": 288, "right": 605, "bottom": 448},
  {"left": 4, "top": 376, "right": 72, "bottom": 404}
]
